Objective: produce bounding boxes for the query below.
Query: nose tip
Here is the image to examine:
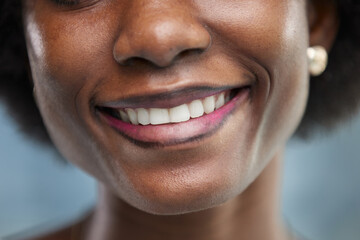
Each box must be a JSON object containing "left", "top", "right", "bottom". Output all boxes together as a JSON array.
[{"left": 113, "top": 16, "right": 211, "bottom": 68}]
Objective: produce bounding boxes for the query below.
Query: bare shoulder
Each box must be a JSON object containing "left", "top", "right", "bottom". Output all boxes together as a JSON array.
[
  {"left": 4, "top": 212, "right": 92, "bottom": 240},
  {"left": 24, "top": 224, "right": 75, "bottom": 240}
]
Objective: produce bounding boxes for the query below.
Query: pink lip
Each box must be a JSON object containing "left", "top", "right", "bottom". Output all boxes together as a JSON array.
[{"left": 100, "top": 88, "right": 249, "bottom": 147}]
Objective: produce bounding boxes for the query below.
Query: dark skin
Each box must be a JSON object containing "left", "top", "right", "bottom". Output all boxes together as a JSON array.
[{"left": 22, "top": 0, "right": 338, "bottom": 239}]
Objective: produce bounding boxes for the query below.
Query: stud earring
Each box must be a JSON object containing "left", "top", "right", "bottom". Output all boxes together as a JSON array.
[{"left": 307, "top": 46, "right": 328, "bottom": 77}]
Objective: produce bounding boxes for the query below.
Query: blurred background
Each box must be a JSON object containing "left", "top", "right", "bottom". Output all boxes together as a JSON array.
[{"left": 0, "top": 102, "right": 359, "bottom": 240}]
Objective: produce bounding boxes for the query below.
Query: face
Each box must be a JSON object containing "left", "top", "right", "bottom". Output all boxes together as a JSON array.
[{"left": 23, "top": 0, "right": 309, "bottom": 214}]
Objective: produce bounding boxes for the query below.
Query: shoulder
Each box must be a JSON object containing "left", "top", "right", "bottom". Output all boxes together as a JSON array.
[
  {"left": 3, "top": 225, "right": 74, "bottom": 240},
  {"left": 3, "top": 212, "right": 91, "bottom": 240},
  {"left": 24, "top": 225, "right": 75, "bottom": 240}
]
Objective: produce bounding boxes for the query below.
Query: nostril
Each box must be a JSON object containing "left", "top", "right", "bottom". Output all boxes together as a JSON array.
[
  {"left": 120, "top": 57, "right": 154, "bottom": 67},
  {"left": 170, "top": 48, "right": 206, "bottom": 65},
  {"left": 178, "top": 48, "right": 205, "bottom": 58},
  {"left": 120, "top": 48, "right": 206, "bottom": 68}
]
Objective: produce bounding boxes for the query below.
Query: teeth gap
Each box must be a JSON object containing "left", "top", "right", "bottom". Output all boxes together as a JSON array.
[
  {"left": 229, "top": 88, "right": 241, "bottom": 100},
  {"left": 98, "top": 107, "right": 121, "bottom": 120}
]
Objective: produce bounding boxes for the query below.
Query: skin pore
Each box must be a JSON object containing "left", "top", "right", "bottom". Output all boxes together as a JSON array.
[{"left": 22, "top": 0, "right": 338, "bottom": 239}]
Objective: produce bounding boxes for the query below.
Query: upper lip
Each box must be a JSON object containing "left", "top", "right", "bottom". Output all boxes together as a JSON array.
[{"left": 97, "top": 84, "right": 249, "bottom": 109}]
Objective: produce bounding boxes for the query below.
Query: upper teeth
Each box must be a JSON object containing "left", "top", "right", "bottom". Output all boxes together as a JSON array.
[{"left": 118, "top": 91, "right": 231, "bottom": 125}]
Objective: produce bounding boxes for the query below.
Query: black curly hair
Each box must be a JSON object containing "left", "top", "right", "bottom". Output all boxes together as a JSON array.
[{"left": 0, "top": 0, "right": 360, "bottom": 148}]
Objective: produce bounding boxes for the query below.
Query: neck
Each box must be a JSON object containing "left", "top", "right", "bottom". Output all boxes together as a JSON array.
[{"left": 83, "top": 150, "right": 290, "bottom": 240}]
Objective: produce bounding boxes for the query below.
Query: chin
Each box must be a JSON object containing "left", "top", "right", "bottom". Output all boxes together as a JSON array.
[
  {"left": 108, "top": 157, "right": 253, "bottom": 215},
  {"left": 127, "top": 183, "right": 238, "bottom": 216}
]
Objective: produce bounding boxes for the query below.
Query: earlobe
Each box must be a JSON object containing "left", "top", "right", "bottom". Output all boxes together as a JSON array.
[{"left": 308, "top": 0, "right": 339, "bottom": 52}]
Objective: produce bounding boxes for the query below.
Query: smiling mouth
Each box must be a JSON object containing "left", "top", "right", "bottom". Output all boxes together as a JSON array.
[{"left": 97, "top": 86, "right": 250, "bottom": 148}]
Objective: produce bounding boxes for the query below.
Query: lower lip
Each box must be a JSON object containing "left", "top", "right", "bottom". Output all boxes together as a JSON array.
[{"left": 100, "top": 88, "right": 249, "bottom": 147}]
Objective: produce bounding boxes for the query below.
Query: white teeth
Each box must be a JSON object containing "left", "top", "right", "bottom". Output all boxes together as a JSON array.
[
  {"left": 137, "top": 108, "right": 150, "bottom": 125},
  {"left": 126, "top": 109, "right": 139, "bottom": 125},
  {"left": 119, "top": 110, "right": 130, "bottom": 123},
  {"left": 215, "top": 92, "right": 225, "bottom": 109},
  {"left": 116, "top": 90, "right": 233, "bottom": 125},
  {"left": 169, "top": 104, "right": 190, "bottom": 123},
  {"left": 203, "top": 95, "right": 215, "bottom": 114},
  {"left": 150, "top": 108, "right": 170, "bottom": 125},
  {"left": 188, "top": 100, "right": 204, "bottom": 118}
]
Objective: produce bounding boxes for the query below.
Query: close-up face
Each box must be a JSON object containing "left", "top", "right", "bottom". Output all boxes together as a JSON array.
[{"left": 22, "top": 0, "right": 310, "bottom": 214}]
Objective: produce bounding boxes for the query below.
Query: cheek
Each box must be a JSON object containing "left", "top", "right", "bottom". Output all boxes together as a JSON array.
[
  {"left": 24, "top": 6, "right": 116, "bottom": 181},
  {"left": 200, "top": 0, "right": 309, "bottom": 162},
  {"left": 25, "top": 1, "right": 121, "bottom": 98},
  {"left": 200, "top": 0, "right": 309, "bottom": 71},
  {"left": 254, "top": 3, "right": 309, "bottom": 162}
]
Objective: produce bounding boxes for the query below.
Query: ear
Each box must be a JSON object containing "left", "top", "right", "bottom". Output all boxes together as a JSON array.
[{"left": 307, "top": 0, "right": 339, "bottom": 51}]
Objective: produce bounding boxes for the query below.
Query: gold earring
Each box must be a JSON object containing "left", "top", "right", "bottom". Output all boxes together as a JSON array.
[{"left": 307, "top": 46, "right": 328, "bottom": 77}]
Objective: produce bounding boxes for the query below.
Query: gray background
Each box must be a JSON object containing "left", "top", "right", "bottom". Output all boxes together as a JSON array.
[{"left": 0, "top": 103, "right": 359, "bottom": 240}]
